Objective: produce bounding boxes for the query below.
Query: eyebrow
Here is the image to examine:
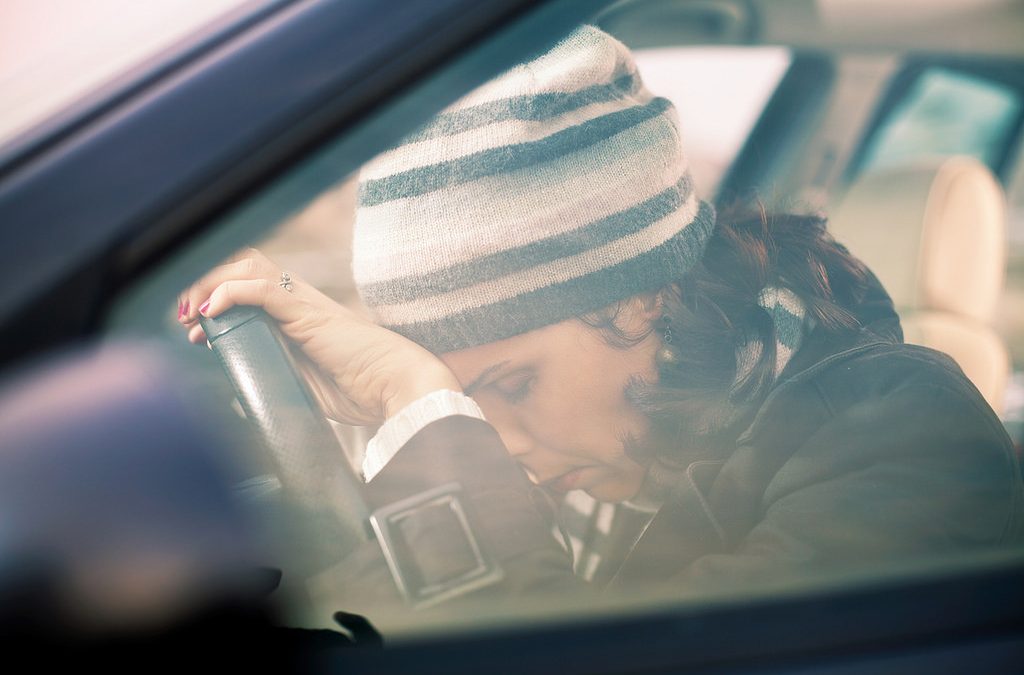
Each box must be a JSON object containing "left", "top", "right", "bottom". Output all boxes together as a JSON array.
[{"left": 463, "top": 360, "right": 512, "bottom": 396}]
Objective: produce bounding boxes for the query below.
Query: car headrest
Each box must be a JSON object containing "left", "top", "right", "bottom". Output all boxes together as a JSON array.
[{"left": 829, "top": 156, "right": 1006, "bottom": 323}]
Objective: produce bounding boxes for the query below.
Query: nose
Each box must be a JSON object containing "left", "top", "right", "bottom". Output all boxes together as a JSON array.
[
  {"left": 481, "top": 404, "right": 535, "bottom": 459},
  {"left": 493, "top": 419, "right": 542, "bottom": 484},
  {"left": 497, "top": 423, "right": 534, "bottom": 459}
]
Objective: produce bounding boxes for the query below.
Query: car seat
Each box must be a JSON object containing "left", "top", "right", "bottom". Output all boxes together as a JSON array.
[{"left": 828, "top": 156, "right": 1009, "bottom": 414}]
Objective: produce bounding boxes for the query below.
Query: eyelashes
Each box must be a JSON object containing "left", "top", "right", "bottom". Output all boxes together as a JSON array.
[{"left": 494, "top": 372, "right": 535, "bottom": 404}]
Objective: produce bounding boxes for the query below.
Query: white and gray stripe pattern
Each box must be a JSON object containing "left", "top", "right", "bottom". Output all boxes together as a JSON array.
[{"left": 353, "top": 26, "right": 715, "bottom": 353}]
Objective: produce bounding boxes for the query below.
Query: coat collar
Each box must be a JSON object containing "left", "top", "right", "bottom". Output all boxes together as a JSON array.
[{"left": 610, "top": 459, "right": 726, "bottom": 587}]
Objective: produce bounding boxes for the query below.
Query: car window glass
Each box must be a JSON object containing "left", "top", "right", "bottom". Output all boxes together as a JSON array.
[
  {"left": 856, "top": 67, "right": 1023, "bottom": 176},
  {"left": 106, "top": 11, "right": 1024, "bottom": 641},
  {"left": 632, "top": 46, "right": 791, "bottom": 197}
]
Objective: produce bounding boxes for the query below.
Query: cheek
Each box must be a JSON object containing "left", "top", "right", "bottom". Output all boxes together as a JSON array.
[
  {"left": 566, "top": 357, "right": 648, "bottom": 422},
  {"left": 528, "top": 371, "right": 643, "bottom": 454}
]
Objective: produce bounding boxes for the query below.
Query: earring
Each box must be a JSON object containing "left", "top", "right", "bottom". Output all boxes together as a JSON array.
[{"left": 656, "top": 314, "right": 679, "bottom": 366}]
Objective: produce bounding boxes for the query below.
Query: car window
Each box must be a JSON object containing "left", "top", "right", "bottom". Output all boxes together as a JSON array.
[
  {"left": 850, "top": 65, "right": 1024, "bottom": 180},
  {"left": 107, "top": 5, "right": 1024, "bottom": 643},
  {"left": 632, "top": 46, "right": 792, "bottom": 197}
]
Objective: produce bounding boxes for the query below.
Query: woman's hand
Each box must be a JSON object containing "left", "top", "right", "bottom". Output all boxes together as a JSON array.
[{"left": 178, "top": 248, "right": 461, "bottom": 426}]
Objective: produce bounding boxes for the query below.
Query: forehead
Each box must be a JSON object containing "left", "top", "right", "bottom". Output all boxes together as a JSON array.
[{"left": 439, "top": 319, "right": 587, "bottom": 378}]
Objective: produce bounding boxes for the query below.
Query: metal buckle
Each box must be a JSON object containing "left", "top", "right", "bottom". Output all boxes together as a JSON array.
[{"left": 369, "top": 482, "right": 503, "bottom": 608}]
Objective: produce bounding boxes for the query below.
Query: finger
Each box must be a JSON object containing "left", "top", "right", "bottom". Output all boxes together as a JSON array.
[
  {"left": 200, "top": 278, "right": 310, "bottom": 326},
  {"left": 176, "top": 294, "right": 191, "bottom": 321},
  {"left": 226, "top": 246, "right": 273, "bottom": 266},
  {"left": 181, "top": 316, "right": 200, "bottom": 335},
  {"left": 187, "top": 323, "right": 207, "bottom": 345},
  {"left": 180, "top": 256, "right": 276, "bottom": 323}
]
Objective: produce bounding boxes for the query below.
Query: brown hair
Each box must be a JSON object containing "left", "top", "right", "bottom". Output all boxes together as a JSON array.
[{"left": 581, "top": 205, "right": 871, "bottom": 461}]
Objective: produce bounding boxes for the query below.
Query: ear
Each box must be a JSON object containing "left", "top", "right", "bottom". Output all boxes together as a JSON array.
[
  {"left": 634, "top": 291, "right": 664, "bottom": 322},
  {"left": 615, "top": 291, "right": 663, "bottom": 334}
]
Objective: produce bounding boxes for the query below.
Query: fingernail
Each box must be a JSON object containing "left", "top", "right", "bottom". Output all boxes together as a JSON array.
[
  {"left": 177, "top": 301, "right": 183, "bottom": 319},
  {"left": 182, "top": 300, "right": 190, "bottom": 319},
  {"left": 199, "top": 300, "right": 210, "bottom": 316}
]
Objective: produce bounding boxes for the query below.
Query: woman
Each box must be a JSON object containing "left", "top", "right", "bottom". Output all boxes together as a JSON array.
[{"left": 179, "top": 27, "right": 1022, "bottom": 604}]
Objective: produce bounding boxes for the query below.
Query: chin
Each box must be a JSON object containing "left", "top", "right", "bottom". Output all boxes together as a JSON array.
[{"left": 585, "top": 479, "right": 641, "bottom": 503}]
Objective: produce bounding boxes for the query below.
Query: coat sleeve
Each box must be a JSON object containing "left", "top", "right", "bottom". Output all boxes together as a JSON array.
[
  {"left": 325, "top": 416, "right": 582, "bottom": 614},
  {"left": 671, "top": 378, "right": 1024, "bottom": 587}
]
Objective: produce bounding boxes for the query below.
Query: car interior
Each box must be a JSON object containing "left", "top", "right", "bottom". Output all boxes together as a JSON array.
[{"left": 830, "top": 156, "right": 1009, "bottom": 413}]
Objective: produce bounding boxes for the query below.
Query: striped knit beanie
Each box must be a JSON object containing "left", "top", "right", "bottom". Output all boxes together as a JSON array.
[{"left": 353, "top": 26, "right": 716, "bottom": 354}]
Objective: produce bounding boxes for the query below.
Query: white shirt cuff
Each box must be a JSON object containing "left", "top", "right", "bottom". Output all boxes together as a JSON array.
[{"left": 361, "top": 389, "right": 486, "bottom": 482}]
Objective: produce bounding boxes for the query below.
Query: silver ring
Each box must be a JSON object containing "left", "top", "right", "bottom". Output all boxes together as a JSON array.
[{"left": 278, "top": 271, "right": 294, "bottom": 293}]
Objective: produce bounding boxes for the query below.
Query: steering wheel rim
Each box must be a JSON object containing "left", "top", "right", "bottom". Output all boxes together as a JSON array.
[{"left": 199, "top": 305, "right": 371, "bottom": 576}]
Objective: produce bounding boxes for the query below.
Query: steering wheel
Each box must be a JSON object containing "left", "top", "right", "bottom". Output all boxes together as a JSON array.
[{"left": 198, "top": 306, "right": 371, "bottom": 577}]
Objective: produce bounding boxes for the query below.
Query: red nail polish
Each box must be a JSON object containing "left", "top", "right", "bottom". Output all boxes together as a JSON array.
[
  {"left": 199, "top": 300, "right": 210, "bottom": 316},
  {"left": 177, "top": 301, "right": 183, "bottom": 319}
]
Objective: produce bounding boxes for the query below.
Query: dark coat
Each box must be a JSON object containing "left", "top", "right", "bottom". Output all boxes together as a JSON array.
[
  {"left": 339, "top": 284, "right": 1024, "bottom": 608},
  {"left": 612, "top": 326, "right": 1024, "bottom": 588}
]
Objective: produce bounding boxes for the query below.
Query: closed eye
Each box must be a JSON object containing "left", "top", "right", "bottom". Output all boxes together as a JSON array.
[{"left": 493, "top": 371, "right": 535, "bottom": 404}]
